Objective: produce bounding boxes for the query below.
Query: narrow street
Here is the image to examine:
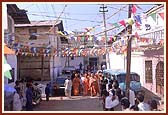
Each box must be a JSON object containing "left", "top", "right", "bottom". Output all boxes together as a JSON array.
[
  {"left": 33, "top": 96, "right": 103, "bottom": 111},
  {"left": 33, "top": 87, "right": 164, "bottom": 111},
  {"left": 3, "top": 3, "right": 165, "bottom": 112}
]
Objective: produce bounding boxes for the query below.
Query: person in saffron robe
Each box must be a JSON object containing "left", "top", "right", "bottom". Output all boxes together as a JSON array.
[
  {"left": 89, "top": 73, "right": 95, "bottom": 96},
  {"left": 83, "top": 73, "right": 89, "bottom": 96},
  {"left": 91, "top": 74, "right": 99, "bottom": 96},
  {"left": 72, "top": 73, "right": 80, "bottom": 96}
]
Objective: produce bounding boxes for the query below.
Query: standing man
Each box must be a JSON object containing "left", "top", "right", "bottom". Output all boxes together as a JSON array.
[
  {"left": 26, "top": 82, "right": 33, "bottom": 111},
  {"left": 79, "top": 62, "right": 83, "bottom": 73},
  {"left": 45, "top": 84, "right": 50, "bottom": 101},
  {"left": 64, "top": 76, "right": 72, "bottom": 98}
]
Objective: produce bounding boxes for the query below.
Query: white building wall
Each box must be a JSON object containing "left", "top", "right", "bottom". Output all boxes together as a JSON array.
[
  {"left": 109, "top": 52, "right": 145, "bottom": 87},
  {"left": 109, "top": 53, "right": 125, "bottom": 70},
  {"left": 131, "top": 52, "right": 145, "bottom": 86},
  {"left": 50, "top": 56, "right": 62, "bottom": 80}
]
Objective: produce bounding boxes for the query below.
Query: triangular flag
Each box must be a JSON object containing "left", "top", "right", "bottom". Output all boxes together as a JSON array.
[
  {"left": 57, "top": 31, "right": 65, "bottom": 36},
  {"left": 119, "top": 20, "right": 126, "bottom": 27},
  {"left": 4, "top": 57, "right": 12, "bottom": 79},
  {"left": 135, "top": 32, "right": 140, "bottom": 39},
  {"left": 135, "top": 22, "right": 141, "bottom": 28},
  {"left": 158, "top": 12, "right": 164, "bottom": 20},
  {"left": 132, "top": 5, "right": 137, "bottom": 14},
  {"left": 149, "top": 13, "right": 157, "bottom": 22},
  {"left": 112, "top": 23, "right": 120, "bottom": 28},
  {"left": 134, "top": 15, "right": 142, "bottom": 24},
  {"left": 63, "top": 31, "right": 69, "bottom": 35},
  {"left": 4, "top": 71, "right": 12, "bottom": 79},
  {"left": 127, "top": 18, "right": 134, "bottom": 25}
]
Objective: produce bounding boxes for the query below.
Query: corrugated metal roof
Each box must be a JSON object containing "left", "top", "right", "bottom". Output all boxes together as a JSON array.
[
  {"left": 15, "top": 20, "right": 62, "bottom": 27},
  {"left": 7, "top": 4, "right": 30, "bottom": 24}
]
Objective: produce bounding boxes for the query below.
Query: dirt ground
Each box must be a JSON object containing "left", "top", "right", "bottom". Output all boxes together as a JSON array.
[{"left": 33, "top": 96, "right": 103, "bottom": 111}]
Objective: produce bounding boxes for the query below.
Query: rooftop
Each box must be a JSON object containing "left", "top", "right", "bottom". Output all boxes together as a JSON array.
[
  {"left": 7, "top": 4, "right": 30, "bottom": 24},
  {"left": 15, "top": 20, "right": 62, "bottom": 27}
]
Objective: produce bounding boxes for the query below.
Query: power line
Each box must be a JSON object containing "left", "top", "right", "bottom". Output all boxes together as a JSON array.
[
  {"left": 26, "top": 13, "right": 102, "bottom": 23},
  {"left": 36, "top": 4, "right": 46, "bottom": 20},
  {"left": 27, "top": 11, "right": 99, "bottom": 16},
  {"left": 108, "top": 5, "right": 128, "bottom": 12},
  {"left": 106, "top": 5, "right": 128, "bottom": 21}
]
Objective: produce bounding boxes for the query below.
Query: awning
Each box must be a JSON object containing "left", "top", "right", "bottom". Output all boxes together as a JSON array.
[{"left": 4, "top": 45, "right": 15, "bottom": 55}]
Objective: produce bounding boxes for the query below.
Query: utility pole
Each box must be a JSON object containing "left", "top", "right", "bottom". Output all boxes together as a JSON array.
[
  {"left": 126, "top": 4, "right": 133, "bottom": 99},
  {"left": 99, "top": 4, "right": 110, "bottom": 69}
]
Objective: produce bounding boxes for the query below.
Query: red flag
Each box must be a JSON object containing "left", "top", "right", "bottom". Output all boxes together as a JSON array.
[
  {"left": 158, "top": 12, "right": 164, "bottom": 20},
  {"left": 132, "top": 5, "right": 137, "bottom": 14},
  {"left": 135, "top": 22, "right": 141, "bottom": 28},
  {"left": 119, "top": 20, "right": 126, "bottom": 27},
  {"left": 135, "top": 32, "right": 139, "bottom": 39}
]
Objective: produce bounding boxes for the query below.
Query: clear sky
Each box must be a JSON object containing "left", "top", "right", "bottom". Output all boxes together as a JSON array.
[{"left": 16, "top": 2, "right": 158, "bottom": 36}]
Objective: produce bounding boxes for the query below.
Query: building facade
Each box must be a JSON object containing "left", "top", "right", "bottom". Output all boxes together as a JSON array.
[{"left": 109, "top": 4, "right": 165, "bottom": 97}]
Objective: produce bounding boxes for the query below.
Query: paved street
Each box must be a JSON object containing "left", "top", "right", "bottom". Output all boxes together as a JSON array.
[
  {"left": 33, "top": 96, "right": 103, "bottom": 111},
  {"left": 33, "top": 86, "right": 164, "bottom": 111}
]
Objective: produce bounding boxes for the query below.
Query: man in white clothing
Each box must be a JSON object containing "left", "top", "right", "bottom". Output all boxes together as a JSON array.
[
  {"left": 129, "top": 89, "right": 135, "bottom": 106},
  {"left": 13, "top": 91, "right": 22, "bottom": 111},
  {"left": 64, "top": 76, "right": 72, "bottom": 98},
  {"left": 136, "top": 93, "right": 150, "bottom": 111},
  {"left": 105, "top": 91, "right": 119, "bottom": 111}
]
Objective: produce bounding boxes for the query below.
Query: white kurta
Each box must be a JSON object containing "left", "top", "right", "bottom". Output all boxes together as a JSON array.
[
  {"left": 138, "top": 102, "right": 150, "bottom": 111},
  {"left": 105, "top": 95, "right": 119, "bottom": 109},
  {"left": 13, "top": 93, "right": 22, "bottom": 111},
  {"left": 129, "top": 89, "right": 135, "bottom": 106}
]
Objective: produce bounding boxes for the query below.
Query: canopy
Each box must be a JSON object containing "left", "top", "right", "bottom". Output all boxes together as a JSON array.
[{"left": 4, "top": 45, "right": 15, "bottom": 55}]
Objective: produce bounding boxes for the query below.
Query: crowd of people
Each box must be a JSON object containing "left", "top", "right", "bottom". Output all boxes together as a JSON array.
[
  {"left": 64, "top": 70, "right": 161, "bottom": 111},
  {"left": 64, "top": 71, "right": 100, "bottom": 98},
  {"left": 13, "top": 78, "right": 42, "bottom": 111},
  {"left": 12, "top": 70, "right": 160, "bottom": 111}
]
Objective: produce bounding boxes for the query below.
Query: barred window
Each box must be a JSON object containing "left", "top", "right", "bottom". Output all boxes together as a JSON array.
[{"left": 145, "top": 60, "right": 153, "bottom": 83}]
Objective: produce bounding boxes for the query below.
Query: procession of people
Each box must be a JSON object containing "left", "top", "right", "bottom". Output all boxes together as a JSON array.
[{"left": 62, "top": 69, "right": 161, "bottom": 111}]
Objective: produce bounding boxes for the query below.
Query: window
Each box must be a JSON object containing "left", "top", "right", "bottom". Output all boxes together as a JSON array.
[
  {"left": 29, "top": 28, "right": 37, "bottom": 40},
  {"left": 145, "top": 60, "right": 153, "bottom": 83},
  {"left": 8, "top": 68, "right": 14, "bottom": 83}
]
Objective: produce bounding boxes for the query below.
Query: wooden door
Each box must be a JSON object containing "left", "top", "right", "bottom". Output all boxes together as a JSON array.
[{"left": 156, "top": 61, "right": 164, "bottom": 96}]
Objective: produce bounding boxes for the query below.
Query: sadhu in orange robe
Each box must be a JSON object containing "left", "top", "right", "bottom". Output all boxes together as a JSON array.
[{"left": 72, "top": 76, "right": 80, "bottom": 96}]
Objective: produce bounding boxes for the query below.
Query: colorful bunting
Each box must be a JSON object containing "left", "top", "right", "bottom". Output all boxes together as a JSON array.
[
  {"left": 149, "top": 13, "right": 157, "bottom": 22},
  {"left": 135, "top": 32, "right": 140, "bottom": 39},
  {"left": 119, "top": 20, "right": 126, "bottom": 27},
  {"left": 135, "top": 21, "right": 141, "bottom": 28},
  {"left": 112, "top": 23, "right": 120, "bottom": 28},
  {"left": 127, "top": 18, "right": 134, "bottom": 25},
  {"left": 158, "top": 12, "right": 164, "bottom": 20},
  {"left": 131, "top": 5, "right": 137, "bottom": 14},
  {"left": 134, "top": 15, "right": 142, "bottom": 24}
]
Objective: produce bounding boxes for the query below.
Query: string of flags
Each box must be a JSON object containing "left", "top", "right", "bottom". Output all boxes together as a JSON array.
[
  {"left": 5, "top": 33, "right": 164, "bottom": 58},
  {"left": 4, "top": 4, "right": 164, "bottom": 57}
]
